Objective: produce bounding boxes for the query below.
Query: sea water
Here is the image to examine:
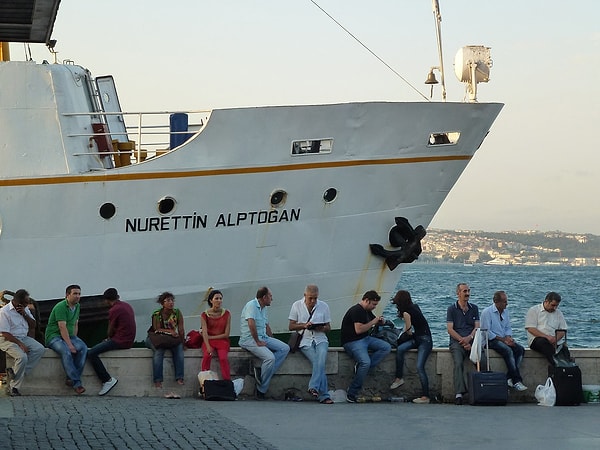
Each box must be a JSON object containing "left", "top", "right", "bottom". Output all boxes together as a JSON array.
[{"left": 382, "top": 263, "right": 600, "bottom": 348}]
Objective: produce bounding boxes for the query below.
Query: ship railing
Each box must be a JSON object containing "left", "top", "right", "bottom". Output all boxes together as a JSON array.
[{"left": 64, "top": 110, "right": 211, "bottom": 167}]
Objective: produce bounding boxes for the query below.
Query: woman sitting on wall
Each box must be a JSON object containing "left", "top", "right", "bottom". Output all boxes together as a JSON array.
[
  {"left": 200, "top": 289, "right": 231, "bottom": 379},
  {"left": 146, "top": 291, "right": 185, "bottom": 388}
]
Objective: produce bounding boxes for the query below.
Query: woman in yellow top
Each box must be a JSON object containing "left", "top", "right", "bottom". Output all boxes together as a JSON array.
[{"left": 147, "top": 291, "right": 185, "bottom": 388}]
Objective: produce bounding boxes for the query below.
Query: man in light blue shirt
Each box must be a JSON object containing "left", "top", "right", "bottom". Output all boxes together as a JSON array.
[
  {"left": 480, "top": 290, "right": 527, "bottom": 391},
  {"left": 239, "top": 286, "right": 289, "bottom": 399}
]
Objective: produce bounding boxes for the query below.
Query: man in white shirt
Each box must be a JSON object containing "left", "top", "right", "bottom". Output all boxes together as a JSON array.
[
  {"left": 0, "top": 289, "right": 46, "bottom": 396},
  {"left": 525, "top": 291, "right": 569, "bottom": 365}
]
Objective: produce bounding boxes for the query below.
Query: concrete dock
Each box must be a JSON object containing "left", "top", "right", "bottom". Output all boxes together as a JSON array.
[{"left": 1, "top": 395, "right": 599, "bottom": 449}]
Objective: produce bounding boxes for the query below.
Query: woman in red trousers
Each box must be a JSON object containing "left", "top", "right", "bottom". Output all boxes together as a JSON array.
[{"left": 200, "top": 289, "right": 231, "bottom": 379}]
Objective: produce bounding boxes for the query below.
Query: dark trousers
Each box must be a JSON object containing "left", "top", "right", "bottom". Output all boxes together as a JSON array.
[
  {"left": 530, "top": 336, "right": 571, "bottom": 365},
  {"left": 87, "top": 339, "right": 120, "bottom": 383}
]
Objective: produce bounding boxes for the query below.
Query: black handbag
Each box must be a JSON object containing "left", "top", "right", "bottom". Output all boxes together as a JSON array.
[
  {"left": 203, "top": 379, "right": 237, "bottom": 401},
  {"left": 397, "top": 329, "right": 415, "bottom": 345}
]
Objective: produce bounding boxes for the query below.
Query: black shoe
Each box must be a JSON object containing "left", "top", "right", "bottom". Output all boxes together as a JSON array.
[
  {"left": 65, "top": 378, "right": 74, "bottom": 387},
  {"left": 10, "top": 388, "right": 21, "bottom": 397},
  {"left": 255, "top": 390, "right": 266, "bottom": 400},
  {"left": 455, "top": 396, "right": 463, "bottom": 405}
]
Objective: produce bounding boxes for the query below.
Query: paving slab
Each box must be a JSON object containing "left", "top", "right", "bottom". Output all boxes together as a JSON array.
[{"left": 0, "top": 396, "right": 599, "bottom": 449}]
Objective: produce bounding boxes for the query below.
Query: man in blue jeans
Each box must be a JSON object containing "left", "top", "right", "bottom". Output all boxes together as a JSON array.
[
  {"left": 341, "top": 290, "right": 391, "bottom": 403},
  {"left": 45, "top": 284, "right": 88, "bottom": 394},
  {"left": 239, "top": 286, "right": 290, "bottom": 399},
  {"left": 480, "top": 290, "right": 528, "bottom": 391}
]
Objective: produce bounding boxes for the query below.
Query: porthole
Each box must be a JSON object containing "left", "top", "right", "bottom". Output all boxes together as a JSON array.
[
  {"left": 158, "top": 196, "right": 176, "bottom": 215},
  {"left": 270, "top": 190, "right": 287, "bottom": 207},
  {"left": 99, "top": 202, "right": 116, "bottom": 219},
  {"left": 323, "top": 188, "right": 338, "bottom": 203}
]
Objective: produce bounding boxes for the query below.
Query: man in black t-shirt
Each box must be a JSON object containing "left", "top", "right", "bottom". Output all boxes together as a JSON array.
[{"left": 341, "top": 290, "right": 391, "bottom": 403}]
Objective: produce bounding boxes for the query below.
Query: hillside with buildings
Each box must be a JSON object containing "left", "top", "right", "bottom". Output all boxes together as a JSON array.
[{"left": 420, "top": 229, "right": 600, "bottom": 266}]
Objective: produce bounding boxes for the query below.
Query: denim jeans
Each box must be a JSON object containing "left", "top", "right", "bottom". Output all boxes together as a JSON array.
[
  {"left": 87, "top": 339, "right": 120, "bottom": 383},
  {"left": 487, "top": 339, "right": 525, "bottom": 383},
  {"left": 0, "top": 335, "right": 46, "bottom": 391},
  {"left": 395, "top": 335, "right": 432, "bottom": 397},
  {"left": 300, "top": 340, "right": 331, "bottom": 401},
  {"left": 240, "top": 336, "right": 290, "bottom": 394},
  {"left": 343, "top": 336, "right": 391, "bottom": 398},
  {"left": 145, "top": 337, "right": 184, "bottom": 383},
  {"left": 47, "top": 335, "right": 88, "bottom": 388}
]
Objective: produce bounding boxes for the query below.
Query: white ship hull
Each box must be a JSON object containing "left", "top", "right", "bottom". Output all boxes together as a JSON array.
[{"left": 0, "top": 6, "right": 502, "bottom": 342}]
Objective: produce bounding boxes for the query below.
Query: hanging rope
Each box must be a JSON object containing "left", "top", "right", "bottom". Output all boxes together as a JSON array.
[{"left": 309, "top": 0, "right": 429, "bottom": 101}]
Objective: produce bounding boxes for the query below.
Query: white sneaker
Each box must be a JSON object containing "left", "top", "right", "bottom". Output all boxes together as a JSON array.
[
  {"left": 98, "top": 377, "right": 118, "bottom": 396},
  {"left": 507, "top": 378, "right": 514, "bottom": 388},
  {"left": 390, "top": 378, "right": 405, "bottom": 390},
  {"left": 513, "top": 381, "right": 528, "bottom": 392}
]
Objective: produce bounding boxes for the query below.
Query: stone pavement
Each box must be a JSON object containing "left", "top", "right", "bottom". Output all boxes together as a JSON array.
[{"left": 1, "top": 395, "right": 600, "bottom": 449}]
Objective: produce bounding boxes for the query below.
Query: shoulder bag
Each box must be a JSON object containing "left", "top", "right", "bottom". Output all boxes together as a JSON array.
[
  {"left": 288, "top": 307, "right": 315, "bottom": 353},
  {"left": 147, "top": 326, "right": 181, "bottom": 349}
]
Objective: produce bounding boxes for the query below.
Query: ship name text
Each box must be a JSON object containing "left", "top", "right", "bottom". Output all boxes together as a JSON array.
[{"left": 125, "top": 208, "right": 301, "bottom": 232}]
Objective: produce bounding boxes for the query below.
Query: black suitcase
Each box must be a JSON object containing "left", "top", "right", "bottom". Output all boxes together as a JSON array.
[
  {"left": 468, "top": 329, "right": 508, "bottom": 405},
  {"left": 547, "top": 330, "right": 582, "bottom": 406},
  {"left": 549, "top": 366, "right": 583, "bottom": 406},
  {"left": 203, "top": 380, "right": 236, "bottom": 401}
]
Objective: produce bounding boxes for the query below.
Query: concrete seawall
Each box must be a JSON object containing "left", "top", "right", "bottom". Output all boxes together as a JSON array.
[{"left": 7, "top": 347, "right": 600, "bottom": 402}]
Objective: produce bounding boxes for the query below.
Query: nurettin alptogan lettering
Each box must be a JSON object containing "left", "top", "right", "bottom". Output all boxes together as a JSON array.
[{"left": 125, "top": 208, "right": 301, "bottom": 232}]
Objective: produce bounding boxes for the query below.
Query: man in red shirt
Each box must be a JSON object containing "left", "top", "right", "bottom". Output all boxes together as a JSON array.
[{"left": 87, "top": 288, "right": 136, "bottom": 395}]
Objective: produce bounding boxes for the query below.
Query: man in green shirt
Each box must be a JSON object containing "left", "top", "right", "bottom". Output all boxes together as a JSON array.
[{"left": 45, "top": 284, "right": 88, "bottom": 394}]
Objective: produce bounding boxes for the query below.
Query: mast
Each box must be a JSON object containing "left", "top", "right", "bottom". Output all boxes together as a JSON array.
[{"left": 432, "top": 0, "right": 446, "bottom": 101}]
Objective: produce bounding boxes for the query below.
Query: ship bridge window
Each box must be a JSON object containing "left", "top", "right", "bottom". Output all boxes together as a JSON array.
[
  {"left": 291, "top": 138, "right": 333, "bottom": 155},
  {"left": 427, "top": 132, "right": 460, "bottom": 146}
]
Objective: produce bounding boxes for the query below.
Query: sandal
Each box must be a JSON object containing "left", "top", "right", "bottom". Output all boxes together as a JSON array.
[
  {"left": 308, "top": 388, "right": 318, "bottom": 398},
  {"left": 320, "top": 398, "right": 334, "bottom": 404}
]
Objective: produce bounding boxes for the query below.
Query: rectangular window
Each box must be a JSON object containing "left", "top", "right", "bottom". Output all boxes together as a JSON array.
[
  {"left": 291, "top": 138, "right": 333, "bottom": 155},
  {"left": 427, "top": 132, "right": 460, "bottom": 146}
]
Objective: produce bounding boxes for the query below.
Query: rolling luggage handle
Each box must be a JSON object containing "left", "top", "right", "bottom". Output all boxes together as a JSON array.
[{"left": 553, "top": 329, "right": 575, "bottom": 367}]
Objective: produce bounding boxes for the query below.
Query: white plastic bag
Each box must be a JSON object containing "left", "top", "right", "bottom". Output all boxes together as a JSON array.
[
  {"left": 535, "top": 377, "right": 556, "bottom": 406},
  {"left": 328, "top": 389, "right": 347, "bottom": 403},
  {"left": 232, "top": 378, "right": 244, "bottom": 396}
]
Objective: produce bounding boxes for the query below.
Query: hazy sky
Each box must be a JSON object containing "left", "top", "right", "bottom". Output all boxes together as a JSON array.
[{"left": 11, "top": 0, "right": 600, "bottom": 234}]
